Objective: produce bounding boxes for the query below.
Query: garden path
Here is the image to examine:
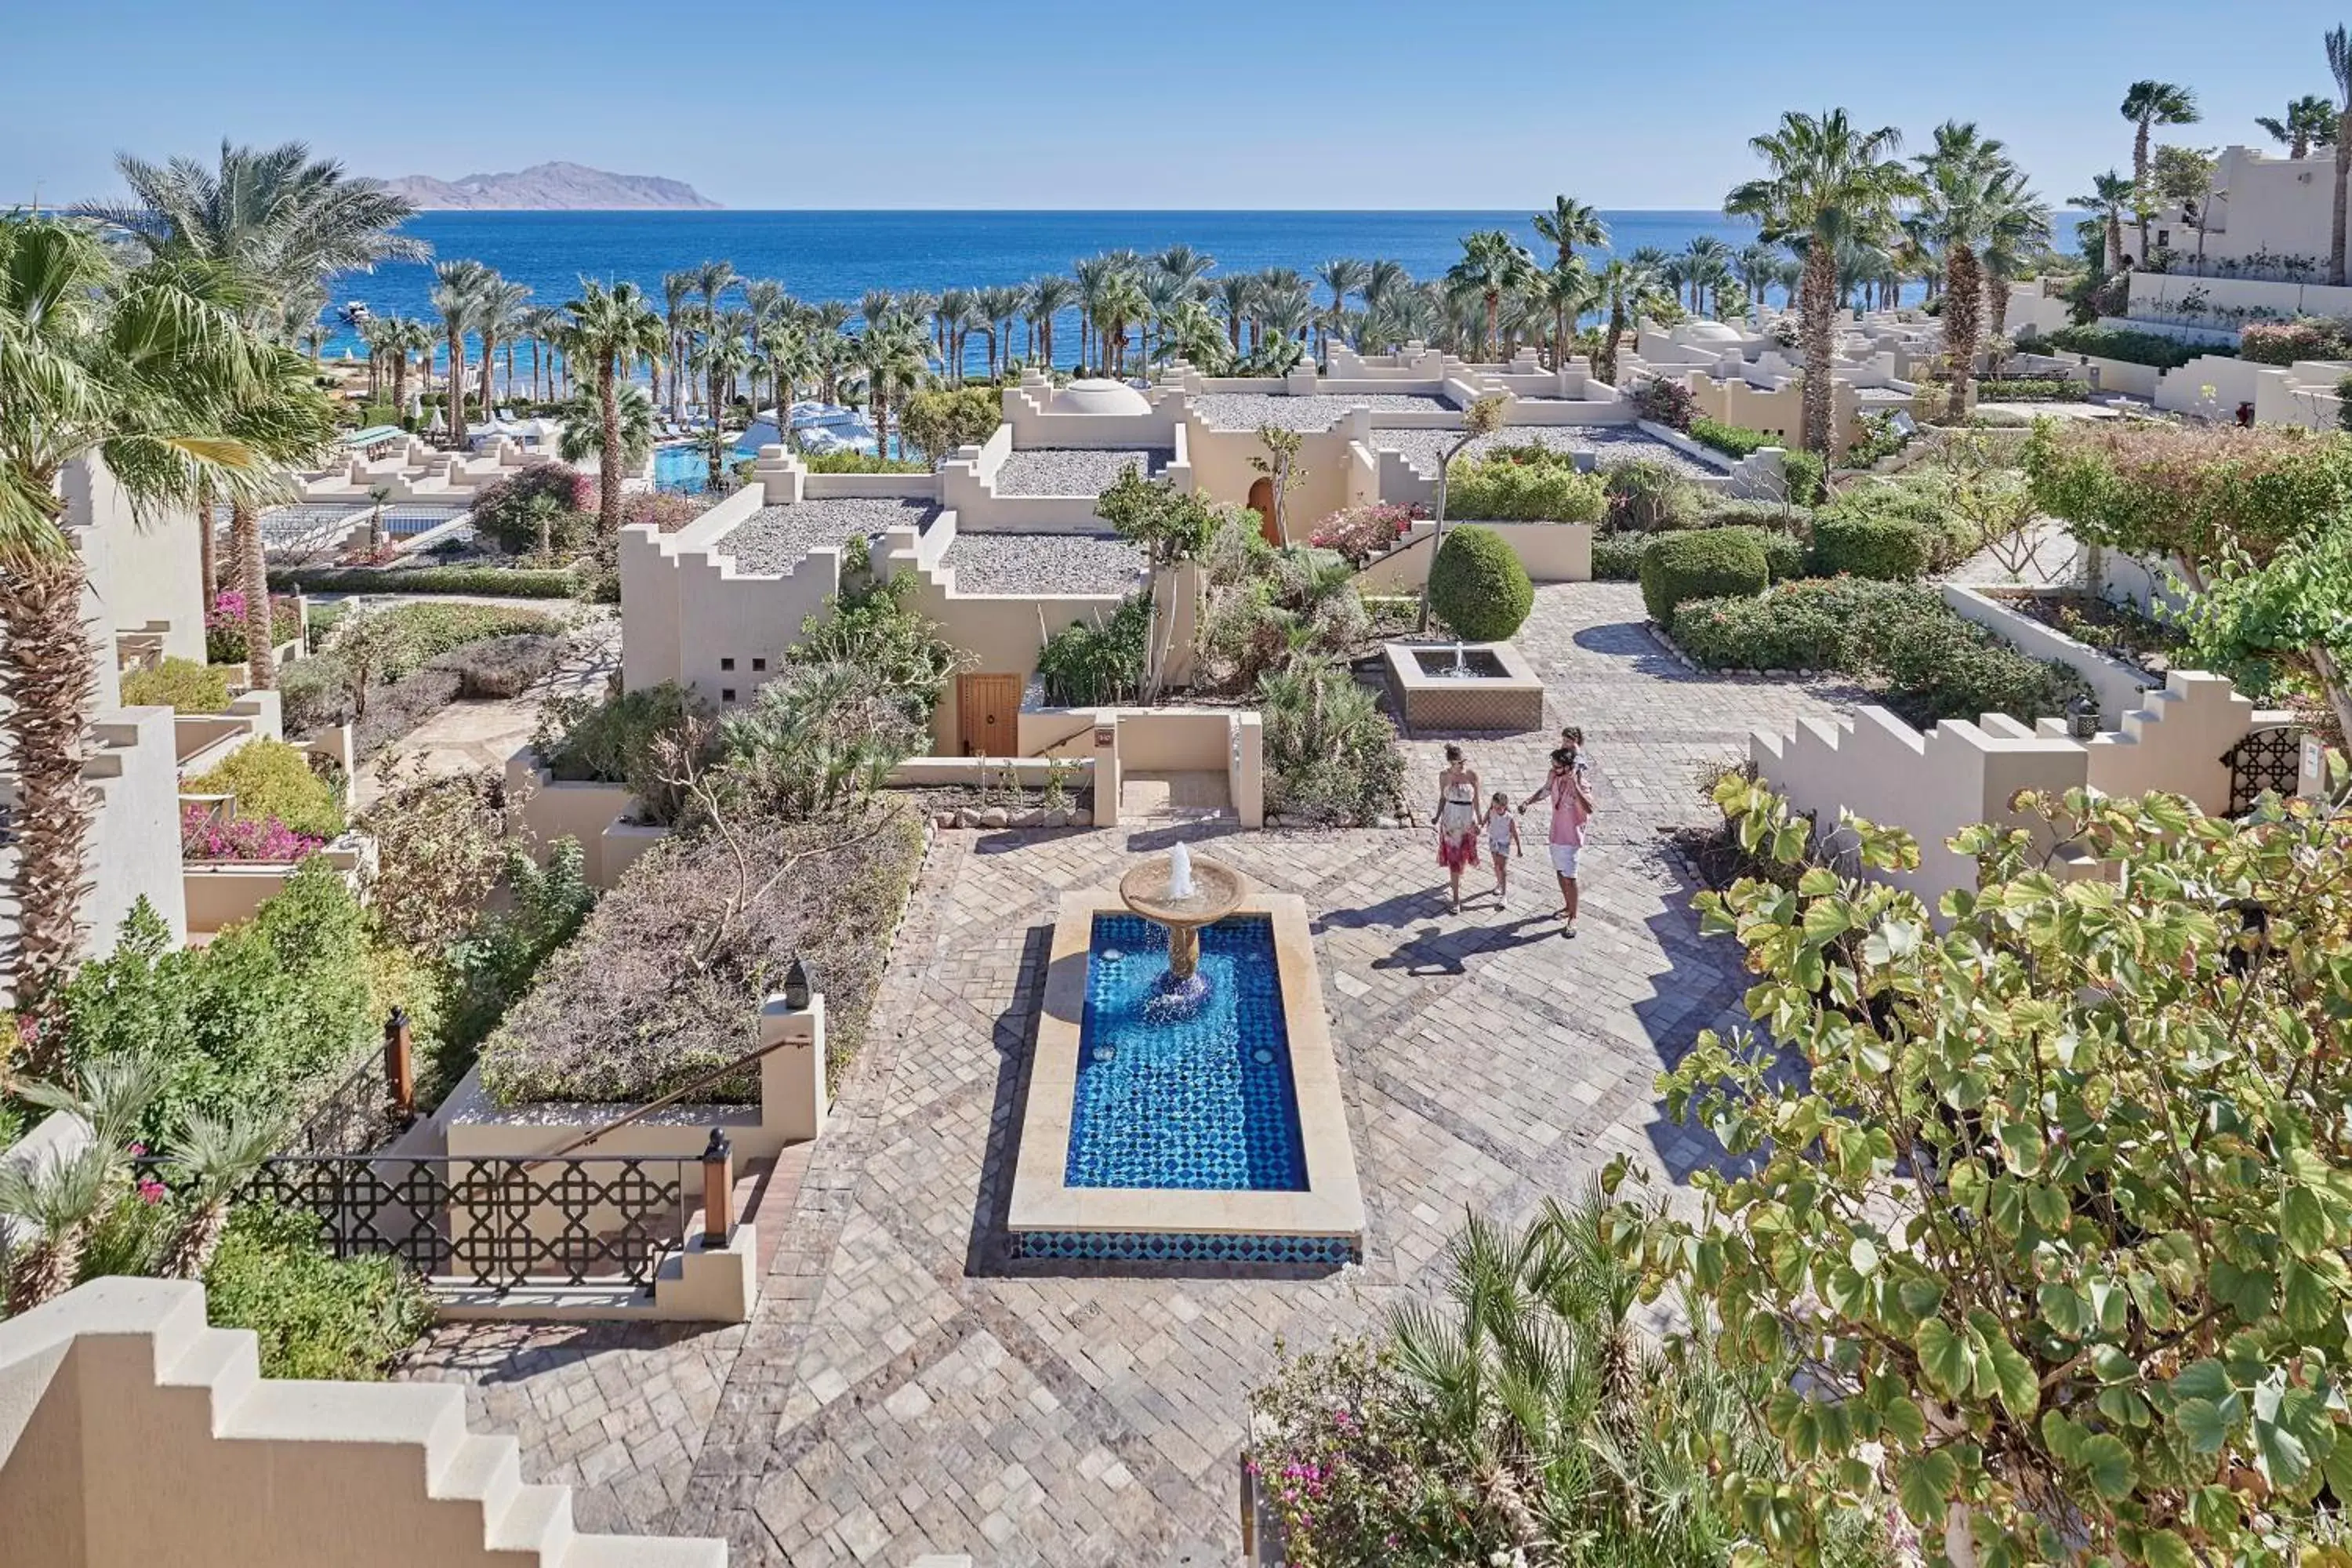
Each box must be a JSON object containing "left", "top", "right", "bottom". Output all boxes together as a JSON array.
[
  {"left": 397, "top": 583, "right": 1867, "bottom": 1566},
  {"left": 352, "top": 617, "right": 617, "bottom": 807}
]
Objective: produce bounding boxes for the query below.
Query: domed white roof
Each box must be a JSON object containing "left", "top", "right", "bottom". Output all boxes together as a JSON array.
[
  {"left": 1682, "top": 321, "right": 1742, "bottom": 343},
  {"left": 1051, "top": 378, "right": 1152, "bottom": 416}
]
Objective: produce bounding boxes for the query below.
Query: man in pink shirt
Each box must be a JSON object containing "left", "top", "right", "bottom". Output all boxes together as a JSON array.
[{"left": 1519, "top": 741, "right": 1594, "bottom": 937}]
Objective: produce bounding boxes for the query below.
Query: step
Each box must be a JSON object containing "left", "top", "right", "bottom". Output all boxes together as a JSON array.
[
  {"left": 220, "top": 1380, "right": 472, "bottom": 1476},
  {"left": 430, "top": 1432, "right": 525, "bottom": 1523},
  {"left": 559, "top": 1536, "right": 728, "bottom": 1568},
  {"left": 484, "top": 1482, "right": 574, "bottom": 1558},
  {"left": 158, "top": 1326, "right": 261, "bottom": 1422}
]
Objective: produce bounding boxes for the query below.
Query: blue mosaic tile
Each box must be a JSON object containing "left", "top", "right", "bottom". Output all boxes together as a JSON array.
[
  {"left": 1013, "top": 1230, "right": 1358, "bottom": 1266},
  {"left": 1064, "top": 913, "right": 1308, "bottom": 1192}
]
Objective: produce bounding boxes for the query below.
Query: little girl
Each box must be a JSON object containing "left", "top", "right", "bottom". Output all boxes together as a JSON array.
[{"left": 1483, "top": 790, "right": 1522, "bottom": 902}]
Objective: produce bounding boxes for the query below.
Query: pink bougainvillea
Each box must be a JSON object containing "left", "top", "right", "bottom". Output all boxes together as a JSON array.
[{"left": 180, "top": 803, "right": 325, "bottom": 863}]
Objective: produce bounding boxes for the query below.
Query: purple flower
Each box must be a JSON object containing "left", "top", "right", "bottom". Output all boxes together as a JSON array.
[{"left": 180, "top": 804, "right": 325, "bottom": 862}]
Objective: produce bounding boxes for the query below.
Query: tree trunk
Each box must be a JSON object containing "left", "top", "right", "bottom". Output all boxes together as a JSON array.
[
  {"left": 478, "top": 333, "right": 496, "bottom": 427},
  {"left": 445, "top": 334, "right": 468, "bottom": 447},
  {"left": 2105, "top": 214, "right": 2125, "bottom": 274},
  {"left": 598, "top": 358, "right": 622, "bottom": 539},
  {"left": 234, "top": 502, "right": 276, "bottom": 689},
  {"left": 2133, "top": 122, "right": 2153, "bottom": 263},
  {"left": 5, "top": 1229, "right": 83, "bottom": 1316},
  {"left": 161, "top": 1201, "right": 230, "bottom": 1282},
  {"left": 1944, "top": 244, "right": 1984, "bottom": 411},
  {"left": 1800, "top": 240, "right": 1838, "bottom": 454},
  {"left": 2335, "top": 109, "right": 2352, "bottom": 286},
  {"left": 0, "top": 551, "right": 99, "bottom": 1029}
]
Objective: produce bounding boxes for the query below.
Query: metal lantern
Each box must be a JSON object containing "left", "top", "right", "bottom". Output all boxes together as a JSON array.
[
  {"left": 782, "top": 956, "right": 812, "bottom": 1011},
  {"left": 2067, "top": 694, "right": 2100, "bottom": 741}
]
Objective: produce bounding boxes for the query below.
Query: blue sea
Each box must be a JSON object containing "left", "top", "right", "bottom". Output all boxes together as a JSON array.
[{"left": 324, "top": 209, "right": 1769, "bottom": 376}]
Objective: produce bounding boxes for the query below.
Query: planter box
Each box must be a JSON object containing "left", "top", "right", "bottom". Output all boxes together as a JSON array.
[
  {"left": 183, "top": 830, "right": 375, "bottom": 934},
  {"left": 1940, "top": 584, "right": 2160, "bottom": 728}
]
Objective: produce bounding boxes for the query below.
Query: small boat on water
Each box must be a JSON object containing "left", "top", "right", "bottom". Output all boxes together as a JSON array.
[{"left": 339, "top": 300, "right": 372, "bottom": 326}]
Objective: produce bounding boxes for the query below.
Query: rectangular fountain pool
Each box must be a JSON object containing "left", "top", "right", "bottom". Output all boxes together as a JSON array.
[
  {"left": 1009, "top": 889, "right": 1365, "bottom": 1266},
  {"left": 1066, "top": 914, "right": 1306, "bottom": 1192}
]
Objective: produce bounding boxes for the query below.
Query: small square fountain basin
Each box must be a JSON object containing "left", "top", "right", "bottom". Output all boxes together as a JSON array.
[
  {"left": 1381, "top": 640, "right": 1545, "bottom": 733},
  {"left": 1009, "top": 887, "right": 1364, "bottom": 1261}
]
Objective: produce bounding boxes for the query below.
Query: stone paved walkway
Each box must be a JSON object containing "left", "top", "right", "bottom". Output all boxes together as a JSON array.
[{"left": 398, "top": 583, "right": 1867, "bottom": 1566}]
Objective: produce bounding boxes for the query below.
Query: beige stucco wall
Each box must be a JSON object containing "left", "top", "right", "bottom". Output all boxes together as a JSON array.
[
  {"left": 61, "top": 457, "right": 208, "bottom": 667},
  {"left": 1350, "top": 523, "right": 1592, "bottom": 592},
  {"left": 504, "top": 752, "right": 637, "bottom": 887},
  {"left": 618, "top": 485, "right": 845, "bottom": 702},
  {"left": 1940, "top": 586, "right": 2158, "bottom": 727},
  {"left": 0, "top": 1277, "right": 731, "bottom": 1563},
  {"left": 1183, "top": 409, "right": 1366, "bottom": 524},
  {"left": 78, "top": 706, "right": 188, "bottom": 956}
]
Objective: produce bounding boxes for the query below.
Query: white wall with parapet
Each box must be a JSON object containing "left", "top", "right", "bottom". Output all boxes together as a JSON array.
[
  {"left": 2129, "top": 269, "right": 2352, "bottom": 323},
  {"left": 2159, "top": 146, "right": 2338, "bottom": 264},
  {"left": 62, "top": 458, "right": 208, "bottom": 666},
  {"left": 2005, "top": 282, "right": 2074, "bottom": 339},
  {"left": 1941, "top": 586, "right": 2159, "bottom": 726},
  {"left": 1752, "top": 706, "right": 2090, "bottom": 916},
  {"left": 1185, "top": 407, "right": 1367, "bottom": 521},
  {"left": 1001, "top": 372, "right": 1187, "bottom": 448},
  {"left": 0, "top": 1276, "right": 730, "bottom": 1564},
  {"left": 618, "top": 481, "right": 844, "bottom": 701},
  {"left": 2029, "top": 670, "right": 2277, "bottom": 818},
  {"left": 81, "top": 707, "right": 188, "bottom": 959}
]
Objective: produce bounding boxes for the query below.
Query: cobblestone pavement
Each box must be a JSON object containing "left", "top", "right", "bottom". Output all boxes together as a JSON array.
[{"left": 400, "top": 583, "right": 1866, "bottom": 1566}]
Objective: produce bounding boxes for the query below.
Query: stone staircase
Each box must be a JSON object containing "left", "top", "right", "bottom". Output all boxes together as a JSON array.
[{"left": 0, "top": 1277, "right": 725, "bottom": 1567}]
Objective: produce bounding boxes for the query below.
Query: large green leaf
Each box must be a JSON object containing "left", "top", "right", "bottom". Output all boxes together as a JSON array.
[
  {"left": 2172, "top": 1396, "right": 2231, "bottom": 1455},
  {"left": 1917, "top": 1319, "right": 1971, "bottom": 1399},
  {"left": 2075, "top": 1432, "right": 2136, "bottom": 1501},
  {"left": 1896, "top": 1449, "right": 1961, "bottom": 1523}
]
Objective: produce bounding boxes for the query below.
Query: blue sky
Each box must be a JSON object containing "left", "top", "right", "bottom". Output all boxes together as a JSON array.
[{"left": 6, "top": 1, "right": 2350, "bottom": 210}]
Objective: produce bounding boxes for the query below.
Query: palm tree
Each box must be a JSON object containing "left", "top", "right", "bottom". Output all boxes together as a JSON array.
[
  {"left": 763, "top": 325, "right": 815, "bottom": 437},
  {"left": 659, "top": 270, "right": 697, "bottom": 417},
  {"left": 2257, "top": 93, "right": 2339, "bottom": 158},
  {"left": 159, "top": 1110, "right": 279, "bottom": 1280},
  {"left": 430, "top": 258, "right": 488, "bottom": 445},
  {"left": 1726, "top": 110, "right": 1923, "bottom": 454},
  {"left": 1072, "top": 256, "right": 1119, "bottom": 372},
  {"left": 1733, "top": 243, "right": 1780, "bottom": 314},
  {"left": 1152, "top": 244, "right": 1215, "bottom": 295},
  {"left": 518, "top": 304, "right": 567, "bottom": 402},
  {"left": 1446, "top": 231, "right": 1537, "bottom": 360},
  {"left": 1682, "top": 235, "right": 1734, "bottom": 315},
  {"left": 564, "top": 279, "right": 668, "bottom": 539},
  {"left": 1213, "top": 273, "right": 1257, "bottom": 354},
  {"left": 2120, "top": 79, "right": 2200, "bottom": 263},
  {"left": 1588, "top": 258, "right": 1646, "bottom": 383},
  {"left": 934, "top": 288, "right": 973, "bottom": 381},
  {"left": 1026, "top": 276, "right": 1076, "bottom": 369},
  {"left": 1, "top": 1056, "right": 159, "bottom": 1306},
  {"left": 2070, "top": 171, "right": 2137, "bottom": 272},
  {"left": 1362, "top": 259, "right": 1410, "bottom": 313},
  {"left": 1093, "top": 274, "right": 1149, "bottom": 376},
  {"left": 695, "top": 330, "right": 754, "bottom": 485},
  {"left": 223, "top": 344, "right": 338, "bottom": 692},
  {"left": 740, "top": 278, "right": 788, "bottom": 418},
  {"left": 856, "top": 316, "right": 931, "bottom": 459},
  {"left": 1532, "top": 194, "right": 1608, "bottom": 267},
  {"left": 471, "top": 271, "right": 531, "bottom": 423},
  {"left": 978, "top": 284, "right": 1023, "bottom": 379},
  {"left": 1530, "top": 260, "right": 1595, "bottom": 368},
  {"left": 856, "top": 288, "right": 896, "bottom": 335},
  {"left": 1918, "top": 123, "right": 2049, "bottom": 409},
  {"left": 2331, "top": 28, "right": 2352, "bottom": 286},
  {"left": 1313, "top": 258, "right": 1368, "bottom": 361}
]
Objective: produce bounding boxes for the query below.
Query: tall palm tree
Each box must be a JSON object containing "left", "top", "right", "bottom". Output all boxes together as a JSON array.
[
  {"left": 1362, "top": 258, "right": 1411, "bottom": 314},
  {"left": 856, "top": 288, "right": 896, "bottom": 336},
  {"left": 564, "top": 279, "right": 668, "bottom": 539},
  {"left": 1726, "top": 110, "right": 1923, "bottom": 454},
  {"left": 1530, "top": 260, "right": 1595, "bottom": 368},
  {"left": 430, "top": 258, "right": 488, "bottom": 445},
  {"left": 855, "top": 316, "right": 931, "bottom": 459},
  {"left": 1071, "top": 255, "right": 1119, "bottom": 372},
  {"left": 517, "top": 304, "right": 567, "bottom": 402},
  {"left": 2257, "top": 93, "right": 2339, "bottom": 158},
  {"left": 659, "top": 270, "right": 697, "bottom": 417},
  {"left": 471, "top": 271, "right": 531, "bottom": 423},
  {"left": 2069, "top": 171, "right": 2137, "bottom": 272},
  {"left": 1213, "top": 274, "right": 1257, "bottom": 354},
  {"left": 223, "top": 344, "right": 338, "bottom": 692},
  {"left": 160, "top": 1109, "right": 280, "bottom": 1280},
  {"left": 0, "top": 245, "right": 287, "bottom": 1010},
  {"left": 1092, "top": 274, "right": 1149, "bottom": 376},
  {"left": 1447, "top": 231, "right": 1537, "bottom": 360},
  {"left": 2331, "top": 28, "right": 2352, "bottom": 286},
  {"left": 1532, "top": 194, "right": 1608, "bottom": 267},
  {"left": 2120, "top": 79, "right": 2200, "bottom": 263},
  {"left": 740, "top": 278, "right": 788, "bottom": 418},
  {"left": 1025, "top": 276, "right": 1076, "bottom": 369},
  {"left": 1918, "top": 123, "right": 2049, "bottom": 408},
  {"left": 1314, "top": 258, "right": 1368, "bottom": 361},
  {"left": 977, "top": 284, "right": 1023, "bottom": 379},
  {"left": 1152, "top": 244, "right": 1215, "bottom": 295},
  {"left": 933, "top": 288, "right": 972, "bottom": 380},
  {"left": 1733, "top": 243, "right": 1780, "bottom": 314},
  {"left": 763, "top": 324, "right": 815, "bottom": 438}
]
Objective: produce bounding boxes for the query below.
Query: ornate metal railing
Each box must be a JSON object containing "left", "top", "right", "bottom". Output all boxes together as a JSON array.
[
  {"left": 177, "top": 1155, "right": 702, "bottom": 1292},
  {"left": 2223, "top": 725, "right": 2306, "bottom": 817},
  {"left": 285, "top": 1053, "right": 410, "bottom": 1156}
]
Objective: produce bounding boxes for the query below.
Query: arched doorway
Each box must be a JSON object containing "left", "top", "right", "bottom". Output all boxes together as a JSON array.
[{"left": 1247, "top": 477, "right": 1279, "bottom": 546}]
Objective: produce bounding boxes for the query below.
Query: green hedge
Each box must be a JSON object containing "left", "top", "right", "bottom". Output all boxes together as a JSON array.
[
  {"left": 1809, "top": 515, "right": 1929, "bottom": 580},
  {"left": 1690, "top": 417, "right": 1777, "bottom": 459},
  {"left": 1640, "top": 528, "right": 1767, "bottom": 627},
  {"left": 1428, "top": 524, "right": 1535, "bottom": 640},
  {"left": 183, "top": 739, "right": 346, "bottom": 839},
  {"left": 1444, "top": 457, "right": 1606, "bottom": 522},
  {"left": 122, "top": 657, "right": 232, "bottom": 714},
  {"left": 1592, "top": 534, "right": 1646, "bottom": 580},
  {"left": 2040, "top": 324, "right": 2224, "bottom": 370},
  {"left": 269, "top": 565, "right": 583, "bottom": 599},
  {"left": 1974, "top": 378, "right": 2090, "bottom": 402}
]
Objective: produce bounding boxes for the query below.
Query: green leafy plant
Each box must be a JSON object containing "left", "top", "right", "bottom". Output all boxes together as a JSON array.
[
  {"left": 1426, "top": 524, "right": 1534, "bottom": 641},
  {"left": 1036, "top": 594, "right": 1150, "bottom": 707},
  {"left": 1809, "top": 514, "right": 1931, "bottom": 580},
  {"left": 1444, "top": 454, "right": 1607, "bottom": 523},
  {"left": 1602, "top": 456, "right": 1704, "bottom": 532},
  {"left": 1975, "top": 378, "right": 2092, "bottom": 402},
  {"left": 183, "top": 739, "right": 345, "bottom": 840},
  {"left": 122, "top": 657, "right": 231, "bottom": 714},
  {"left": 1639, "top": 528, "right": 1768, "bottom": 627},
  {"left": 786, "top": 570, "right": 964, "bottom": 725},
  {"left": 201, "top": 1203, "right": 432, "bottom": 1379},
  {"left": 1258, "top": 659, "right": 1404, "bottom": 826},
  {"left": 1646, "top": 779, "right": 2352, "bottom": 1564},
  {"left": 1591, "top": 532, "right": 1646, "bottom": 580},
  {"left": 269, "top": 565, "right": 583, "bottom": 599},
  {"left": 2041, "top": 323, "right": 2225, "bottom": 369},
  {"left": 532, "top": 683, "right": 709, "bottom": 826}
]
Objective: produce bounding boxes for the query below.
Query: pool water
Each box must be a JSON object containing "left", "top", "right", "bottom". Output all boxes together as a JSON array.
[
  {"left": 1065, "top": 913, "right": 1306, "bottom": 1192},
  {"left": 653, "top": 441, "right": 754, "bottom": 493}
]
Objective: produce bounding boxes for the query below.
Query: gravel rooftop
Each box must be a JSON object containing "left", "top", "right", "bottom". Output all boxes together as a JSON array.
[
  {"left": 942, "top": 532, "right": 1146, "bottom": 596},
  {"left": 720, "top": 498, "right": 939, "bottom": 575},
  {"left": 990, "top": 447, "right": 1171, "bottom": 496},
  {"left": 1371, "top": 425, "right": 1728, "bottom": 480},
  {"left": 1190, "top": 391, "right": 1453, "bottom": 430}
]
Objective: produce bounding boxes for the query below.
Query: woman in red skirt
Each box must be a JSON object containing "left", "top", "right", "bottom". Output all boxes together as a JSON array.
[{"left": 1432, "top": 743, "right": 1483, "bottom": 913}]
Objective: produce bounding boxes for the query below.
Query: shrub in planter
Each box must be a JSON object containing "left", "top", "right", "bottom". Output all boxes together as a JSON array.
[
  {"left": 1669, "top": 584, "right": 1857, "bottom": 670},
  {"left": 1444, "top": 456, "right": 1605, "bottom": 522},
  {"left": 1690, "top": 416, "right": 1777, "bottom": 459},
  {"left": 365, "top": 601, "right": 564, "bottom": 682},
  {"left": 1308, "top": 503, "right": 1416, "bottom": 567},
  {"left": 1819, "top": 481, "right": 1976, "bottom": 572},
  {"left": 1426, "top": 524, "right": 1534, "bottom": 641},
  {"left": 122, "top": 657, "right": 230, "bottom": 714},
  {"left": 354, "top": 668, "right": 463, "bottom": 760},
  {"left": 1036, "top": 592, "right": 1149, "bottom": 706},
  {"left": 180, "top": 806, "right": 325, "bottom": 862},
  {"left": 468, "top": 463, "right": 594, "bottom": 556},
  {"left": 270, "top": 565, "right": 582, "bottom": 599},
  {"left": 1974, "top": 377, "right": 2089, "bottom": 401},
  {"left": 1639, "top": 527, "right": 1767, "bottom": 627},
  {"left": 204, "top": 591, "right": 303, "bottom": 662},
  {"left": 183, "top": 739, "right": 344, "bottom": 839},
  {"left": 1259, "top": 659, "right": 1405, "bottom": 825},
  {"left": 1631, "top": 376, "right": 1697, "bottom": 430},
  {"left": 1591, "top": 533, "right": 1646, "bottom": 580},
  {"left": 1603, "top": 457, "right": 1704, "bottom": 532},
  {"left": 2041, "top": 324, "right": 2222, "bottom": 370},
  {"left": 1809, "top": 514, "right": 1929, "bottom": 580},
  {"left": 1781, "top": 448, "right": 1827, "bottom": 506},
  {"left": 532, "top": 682, "right": 710, "bottom": 826},
  {"left": 2238, "top": 317, "right": 2352, "bottom": 366},
  {"left": 202, "top": 1204, "right": 432, "bottom": 1380}
]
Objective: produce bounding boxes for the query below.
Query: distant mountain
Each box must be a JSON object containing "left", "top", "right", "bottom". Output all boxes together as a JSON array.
[{"left": 377, "top": 162, "right": 720, "bottom": 211}]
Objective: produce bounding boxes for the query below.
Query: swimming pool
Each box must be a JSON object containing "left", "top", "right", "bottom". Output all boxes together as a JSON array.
[
  {"left": 1065, "top": 913, "right": 1306, "bottom": 1192},
  {"left": 652, "top": 441, "right": 755, "bottom": 493}
]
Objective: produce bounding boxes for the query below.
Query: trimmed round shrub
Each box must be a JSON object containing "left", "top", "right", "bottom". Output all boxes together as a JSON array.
[
  {"left": 1809, "top": 514, "right": 1929, "bottom": 580},
  {"left": 1708, "top": 524, "right": 1807, "bottom": 583},
  {"left": 122, "top": 657, "right": 231, "bottom": 714},
  {"left": 1427, "top": 524, "right": 1534, "bottom": 641},
  {"left": 1639, "top": 528, "right": 1767, "bottom": 627},
  {"left": 1591, "top": 533, "right": 1646, "bottom": 581}
]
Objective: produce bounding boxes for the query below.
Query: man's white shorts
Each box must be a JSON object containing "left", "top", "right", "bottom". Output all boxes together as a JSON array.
[{"left": 1549, "top": 844, "right": 1581, "bottom": 877}]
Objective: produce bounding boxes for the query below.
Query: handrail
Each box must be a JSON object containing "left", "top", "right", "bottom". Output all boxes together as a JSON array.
[{"left": 525, "top": 1028, "right": 795, "bottom": 1168}]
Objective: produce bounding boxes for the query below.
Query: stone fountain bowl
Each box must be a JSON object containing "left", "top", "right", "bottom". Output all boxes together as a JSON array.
[{"left": 1119, "top": 853, "right": 1247, "bottom": 930}]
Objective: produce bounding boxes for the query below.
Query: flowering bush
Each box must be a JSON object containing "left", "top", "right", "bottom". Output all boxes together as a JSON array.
[
  {"left": 1308, "top": 503, "right": 1417, "bottom": 566},
  {"left": 2238, "top": 316, "right": 2352, "bottom": 366},
  {"left": 1630, "top": 375, "right": 1697, "bottom": 430},
  {"left": 180, "top": 804, "right": 325, "bottom": 862},
  {"left": 204, "top": 590, "right": 303, "bottom": 663}
]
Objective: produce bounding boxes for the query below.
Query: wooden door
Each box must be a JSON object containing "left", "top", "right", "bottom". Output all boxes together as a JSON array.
[
  {"left": 1247, "top": 476, "right": 1279, "bottom": 546},
  {"left": 957, "top": 672, "right": 1022, "bottom": 757}
]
